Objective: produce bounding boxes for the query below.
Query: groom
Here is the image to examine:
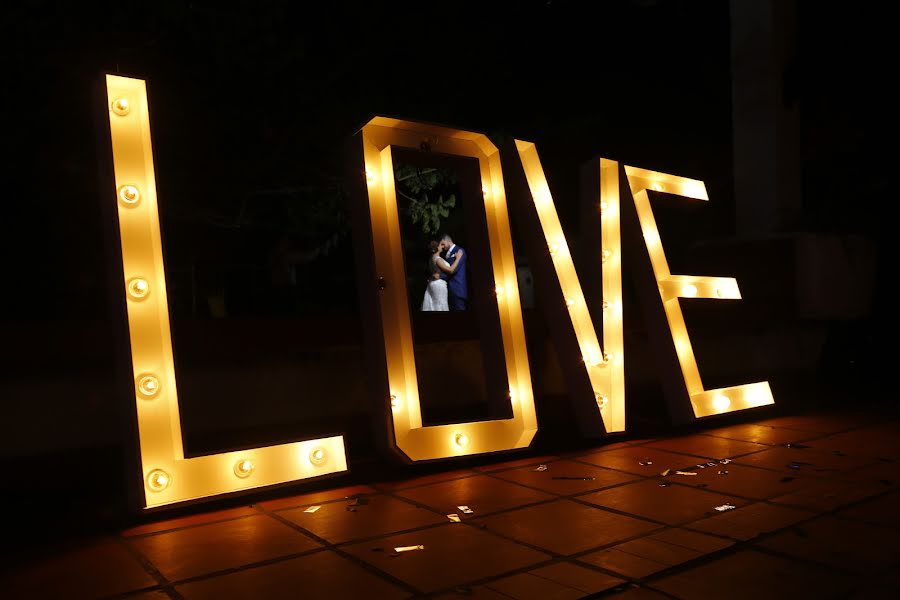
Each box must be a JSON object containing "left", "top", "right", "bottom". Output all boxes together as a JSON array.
[{"left": 440, "top": 233, "right": 468, "bottom": 311}]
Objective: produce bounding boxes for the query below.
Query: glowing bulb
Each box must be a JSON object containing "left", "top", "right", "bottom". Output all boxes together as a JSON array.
[
  {"left": 127, "top": 277, "right": 150, "bottom": 300},
  {"left": 309, "top": 447, "right": 327, "bottom": 466},
  {"left": 234, "top": 459, "right": 255, "bottom": 478},
  {"left": 712, "top": 394, "right": 731, "bottom": 412},
  {"left": 595, "top": 393, "right": 609, "bottom": 410},
  {"left": 482, "top": 185, "right": 489, "bottom": 197},
  {"left": 117, "top": 185, "right": 141, "bottom": 207},
  {"left": 548, "top": 242, "right": 560, "bottom": 255},
  {"left": 111, "top": 97, "right": 130, "bottom": 116},
  {"left": 454, "top": 433, "right": 470, "bottom": 448},
  {"left": 136, "top": 374, "right": 160, "bottom": 398},
  {"left": 651, "top": 182, "right": 664, "bottom": 192},
  {"left": 599, "top": 200, "right": 608, "bottom": 212},
  {"left": 146, "top": 469, "right": 169, "bottom": 492},
  {"left": 565, "top": 297, "right": 575, "bottom": 308},
  {"left": 390, "top": 394, "right": 399, "bottom": 409},
  {"left": 681, "top": 284, "right": 698, "bottom": 297},
  {"left": 602, "top": 301, "right": 609, "bottom": 311},
  {"left": 508, "top": 389, "right": 516, "bottom": 401},
  {"left": 365, "top": 168, "right": 376, "bottom": 184},
  {"left": 495, "top": 285, "right": 505, "bottom": 297},
  {"left": 601, "top": 249, "right": 612, "bottom": 263}
]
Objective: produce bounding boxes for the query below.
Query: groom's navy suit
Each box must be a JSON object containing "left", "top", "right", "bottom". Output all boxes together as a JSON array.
[{"left": 443, "top": 244, "right": 468, "bottom": 311}]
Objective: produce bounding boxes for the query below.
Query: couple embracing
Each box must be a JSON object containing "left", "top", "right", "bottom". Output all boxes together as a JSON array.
[{"left": 421, "top": 233, "right": 467, "bottom": 312}]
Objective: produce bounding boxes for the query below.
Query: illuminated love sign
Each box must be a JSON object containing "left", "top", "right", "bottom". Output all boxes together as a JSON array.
[{"left": 99, "top": 75, "right": 773, "bottom": 510}]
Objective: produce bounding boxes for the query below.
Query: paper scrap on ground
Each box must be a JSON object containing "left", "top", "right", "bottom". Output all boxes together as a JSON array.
[
  {"left": 675, "top": 471, "right": 698, "bottom": 476},
  {"left": 447, "top": 514, "right": 461, "bottom": 523},
  {"left": 660, "top": 469, "right": 671, "bottom": 477},
  {"left": 719, "top": 458, "right": 731, "bottom": 464},
  {"left": 659, "top": 481, "right": 671, "bottom": 487},
  {"left": 534, "top": 464, "right": 548, "bottom": 472},
  {"left": 394, "top": 545, "right": 425, "bottom": 553},
  {"left": 718, "top": 470, "right": 729, "bottom": 475},
  {"left": 714, "top": 504, "right": 737, "bottom": 512},
  {"left": 304, "top": 505, "right": 321, "bottom": 513},
  {"left": 458, "top": 506, "right": 474, "bottom": 514},
  {"left": 638, "top": 460, "right": 653, "bottom": 466}
]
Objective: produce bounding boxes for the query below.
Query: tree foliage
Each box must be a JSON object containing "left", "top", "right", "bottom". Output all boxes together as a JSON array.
[{"left": 395, "top": 165, "right": 458, "bottom": 235}]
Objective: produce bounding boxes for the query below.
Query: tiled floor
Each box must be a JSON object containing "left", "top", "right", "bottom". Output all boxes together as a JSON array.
[{"left": 4, "top": 407, "right": 900, "bottom": 599}]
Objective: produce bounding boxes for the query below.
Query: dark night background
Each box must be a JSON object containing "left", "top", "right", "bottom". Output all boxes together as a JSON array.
[{"left": 0, "top": 0, "right": 891, "bottom": 545}]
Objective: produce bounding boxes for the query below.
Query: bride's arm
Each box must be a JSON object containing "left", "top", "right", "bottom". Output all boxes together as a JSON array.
[{"left": 435, "top": 250, "right": 464, "bottom": 274}]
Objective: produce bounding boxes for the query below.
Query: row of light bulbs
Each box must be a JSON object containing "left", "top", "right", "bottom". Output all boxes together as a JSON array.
[{"left": 145, "top": 447, "right": 330, "bottom": 493}]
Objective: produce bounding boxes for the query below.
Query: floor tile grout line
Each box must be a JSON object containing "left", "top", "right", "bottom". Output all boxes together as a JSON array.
[
  {"left": 98, "top": 584, "right": 174, "bottom": 600},
  {"left": 124, "top": 511, "right": 268, "bottom": 540},
  {"left": 103, "top": 414, "right": 896, "bottom": 596},
  {"left": 113, "top": 417, "right": 878, "bottom": 541},
  {"left": 112, "top": 535, "right": 186, "bottom": 600},
  {"left": 527, "top": 568, "right": 619, "bottom": 596},
  {"left": 477, "top": 467, "right": 645, "bottom": 499},
  {"left": 370, "top": 469, "right": 484, "bottom": 493},
  {"left": 257, "top": 503, "right": 425, "bottom": 596},
  {"left": 369, "top": 480, "right": 696, "bottom": 588},
  {"left": 115, "top": 471, "right": 895, "bottom": 595},
  {"left": 144, "top": 546, "right": 330, "bottom": 591},
  {"left": 122, "top": 491, "right": 378, "bottom": 540},
  {"left": 616, "top": 486, "right": 900, "bottom": 591}
]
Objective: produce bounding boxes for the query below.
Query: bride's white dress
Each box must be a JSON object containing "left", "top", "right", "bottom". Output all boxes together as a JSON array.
[{"left": 421, "top": 256, "right": 450, "bottom": 311}]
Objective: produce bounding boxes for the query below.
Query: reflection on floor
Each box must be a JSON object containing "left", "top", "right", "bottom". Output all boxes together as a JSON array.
[{"left": 4, "top": 408, "right": 900, "bottom": 599}]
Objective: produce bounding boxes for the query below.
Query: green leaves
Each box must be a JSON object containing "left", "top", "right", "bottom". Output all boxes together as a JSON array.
[{"left": 395, "top": 165, "right": 459, "bottom": 235}]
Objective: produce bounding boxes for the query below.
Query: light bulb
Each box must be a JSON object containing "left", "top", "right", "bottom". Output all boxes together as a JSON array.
[
  {"left": 712, "top": 394, "right": 731, "bottom": 412},
  {"left": 233, "top": 459, "right": 255, "bottom": 478},
  {"left": 595, "top": 393, "right": 609, "bottom": 409},
  {"left": 365, "top": 168, "right": 376, "bottom": 184},
  {"left": 309, "top": 447, "right": 327, "bottom": 466},
  {"left": 146, "top": 469, "right": 170, "bottom": 492},
  {"left": 548, "top": 242, "right": 560, "bottom": 255},
  {"left": 599, "top": 200, "right": 608, "bottom": 212},
  {"left": 454, "top": 433, "right": 470, "bottom": 447},
  {"left": 495, "top": 285, "right": 505, "bottom": 297},
  {"left": 390, "top": 394, "right": 399, "bottom": 409},
  {"left": 117, "top": 185, "right": 141, "bottom": 207},
  {"left": 585, "top": 353, "right": 603, "bottom": 367},
  {"left": 481, "top": 185, "right": 489, "bottom": 197},
  {"left": 565, "top": 297, "right": 575, "bottom": 308},
  {"left": 127, "top": 277, "right": 150, "bottom": 300},
  {"left": 136, "top": 374, "right": 160, "bottom": 398},
  {"left": 681, "top": 284, "right": 698, "bottom": 297},
  {"left": 508, "top": 389, "right": 516, "bottom": 401},
  {"left": 651, "top": 182, "right": 664, "bottom": 192},
  {"left": 111, "top": 97, "right": 130, "bottom": 116},
  {"left": 601, "top": 249, "right": 612, "bottom": 263}
]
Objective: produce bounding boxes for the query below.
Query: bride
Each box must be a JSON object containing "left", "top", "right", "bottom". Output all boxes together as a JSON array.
[{"left": 421, "top": 240, "right": 463, "bottom": 311}]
